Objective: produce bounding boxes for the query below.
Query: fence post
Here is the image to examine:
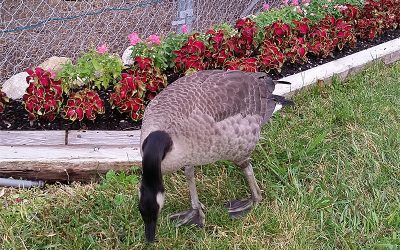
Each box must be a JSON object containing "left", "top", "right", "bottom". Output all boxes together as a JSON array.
[
  {"left": 240, "top": 0, "right": 261, "bottom": 18},
  {"left": 172, "top": 0, "right": 194, "bottom": 33}
]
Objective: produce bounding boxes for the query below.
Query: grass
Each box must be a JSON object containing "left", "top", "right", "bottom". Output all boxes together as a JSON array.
[{"left": 1, "top": 61, "right": 400, "bottom": 249}]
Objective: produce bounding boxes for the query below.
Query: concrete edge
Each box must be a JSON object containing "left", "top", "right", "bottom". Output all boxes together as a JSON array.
[{"left": 272, "top": 37, "right": 400, "bottom": 99}]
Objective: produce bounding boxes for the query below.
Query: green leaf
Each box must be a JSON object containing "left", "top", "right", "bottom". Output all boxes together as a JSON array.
[
  {"left": 114, "top": 194, "right": 125, "bottom": 206},
  {"left": 92, "top": 59, "right": 101, "bottom": 71},
  {"left": 105, "top": 170, "right": 116, "bottom": 181}
]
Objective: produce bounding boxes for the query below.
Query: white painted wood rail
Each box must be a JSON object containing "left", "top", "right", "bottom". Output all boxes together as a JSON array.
[
  {"left": 1, "top": 37, "right": 399, "bottom": 182},
  {"left": 0, "top": 130, "right": 142, "bottom": 182},
  {"left": 273, "top": 37, "right": 400, "bottom": 97}
]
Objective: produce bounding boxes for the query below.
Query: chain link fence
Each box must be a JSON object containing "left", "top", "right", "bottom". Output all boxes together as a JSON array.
[{"left": 0, "top": 0, "right": 282, "bottom": 84}]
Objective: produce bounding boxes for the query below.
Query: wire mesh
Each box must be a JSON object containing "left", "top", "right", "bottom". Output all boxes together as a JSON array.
[
  {"left": 0, "top": 0, "right": 282, "bottom": 84},
  {"left": 192, "top": 0, "right": 282, "bottom": 32}
]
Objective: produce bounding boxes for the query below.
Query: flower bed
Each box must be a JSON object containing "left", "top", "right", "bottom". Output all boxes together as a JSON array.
[
  {"left": 0, "top": 0, "right": 399, "bottom": 131},
  {"left": 1, "top": 36, "right": 399, "bottom": 182}
]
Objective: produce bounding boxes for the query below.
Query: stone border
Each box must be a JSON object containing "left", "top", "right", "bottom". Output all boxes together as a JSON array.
[{"left": 1, "top": 37, "right": 399, "bottom": 182}]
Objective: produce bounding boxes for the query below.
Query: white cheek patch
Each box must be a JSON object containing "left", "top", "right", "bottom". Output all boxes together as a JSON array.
[{"left": 156, "top": 192, "right": 165, "bottom": 212}]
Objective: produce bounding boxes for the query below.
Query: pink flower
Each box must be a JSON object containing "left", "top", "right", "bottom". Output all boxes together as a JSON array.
[
  {"left": 148, "top": 34, "right": 161, "bottom": 45},
  {"left": 96, "top": 44, "right": 108, "bottom": 54},
  {"left": 302, "top": 0, "right": 310, "bottom": 3},
  {"left": 335, "top": 5, "right": 348, "bottom": 11},
  {"left": 291, "top": 0, "right": 299, "bottom": 6},
  {"left": 263, "top": 3, "right": 270, "bottom": 11},
  {"left": 47, "top": 68, "right": 56, "bottom": 79},
  {"left": 282, "top": 0, "right": 289, "bottom": 5},
  {"left": 181, "top": 24, "right": 188, "bottom": 33},
  {"left": 295, "top": 6, "right": 303, "bottom": 14},
  {"left": 128, "top": 32, "right": 141, "bottom": 46}
]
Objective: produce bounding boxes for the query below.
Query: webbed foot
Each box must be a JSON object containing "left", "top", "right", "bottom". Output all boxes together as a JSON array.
[
  {"left": 169, "top": 208, "right": 205, "bottom": 227},
  {"left": 225, "top": 197, "right": 254, "bottom": 218}
]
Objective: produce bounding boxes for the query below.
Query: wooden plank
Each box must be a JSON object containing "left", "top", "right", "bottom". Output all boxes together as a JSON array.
[
  {"left": 67, "top": 130, "right": 141, "bottom": 146},
  {"left": 0, "top": 131, "right": 66, "bottom": 146},
  {"left": 0, "top": 161, "right": 141, "bottom": 182},
  {"left": 0, "top": 145, "right": 142, "bottom": 182},
  {"left": 0, "top": 145, "right": 141, "bottom": 162}
]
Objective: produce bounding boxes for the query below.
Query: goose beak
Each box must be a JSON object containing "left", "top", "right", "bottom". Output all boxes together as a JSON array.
[{"left": 144, "top": 220, "right": 157, "bottom": 243}]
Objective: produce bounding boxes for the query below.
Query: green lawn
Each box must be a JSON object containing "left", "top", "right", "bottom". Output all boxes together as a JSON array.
[{"left": 1, "top": 62, "right": 399, "bottom": 249}]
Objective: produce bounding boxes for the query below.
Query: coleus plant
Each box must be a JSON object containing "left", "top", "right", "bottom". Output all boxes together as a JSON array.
[
  {"left": 206, "top": 29, "right": 235, "bottom": 69},
  {"left": 341, "top": 1, "right": 398, "bottom": 40},
  {"left": 362, "top": 0, "right": 398, "bottom": 30},
  {"left": 23, "top": 67, "right": 63, "bottom": 121},
  {"left": 259, "top": 39, "right": 286, "bottom": 72},
  {"left": 263, "top": 20, "right": 307, "bottom": 64},
  {"left": 285, "top": 36, "right": 309, "bottom": 64},
  {"left": 319, "top": 15, "right": 355, "bottom": 50},
  {"left": 109, "top": 56, "right": 167, "bottom": 121},
  {"left": 0, "top": 89, "right": 9, "bottom": 113},
  {"left": 174, "top": 34, "right": 211, "bottom": 72},
  {"left": 307, "top": 15, "right": 355, "bottom": 58},
  {"left": 286, "top": 18, "right": 311, "bottom": 63},
  {"left": 174, "top": 18, "right": 260, "bottom": 73},
  {"left": 228, "top": 18, "right": 258, "bottom": 58},
  {"left": 225, "top": 57, "right": 258, "bottom": 72},
  {"left": 63, "top": 89, "right": 105, "bottom": 122},
  {"left": 264, "top": 20, "right": 292, "bottom": 46}
]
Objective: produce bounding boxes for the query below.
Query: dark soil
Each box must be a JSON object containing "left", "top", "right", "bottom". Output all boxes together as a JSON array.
[{"left": 1, "top": 28, "right": 399, "bottom": 131}]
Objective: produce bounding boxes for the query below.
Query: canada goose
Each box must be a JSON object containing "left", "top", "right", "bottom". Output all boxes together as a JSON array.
[{"left": 139, "top": 70, "right": 293, "bottom": 242}]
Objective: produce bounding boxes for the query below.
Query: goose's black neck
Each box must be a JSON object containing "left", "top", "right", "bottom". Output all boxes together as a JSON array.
[{"left": 141, "top": 130, "right": 173, "bottom": 189}]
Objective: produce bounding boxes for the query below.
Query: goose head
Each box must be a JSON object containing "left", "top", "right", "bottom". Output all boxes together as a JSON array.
[
  {"left": 139, "top": 130, "right": 172, "bottom": 242},
  {"left": 139, "top": 184, "right": 165, "bottom": 242}
]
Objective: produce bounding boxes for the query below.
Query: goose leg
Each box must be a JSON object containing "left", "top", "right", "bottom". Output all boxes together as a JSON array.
[
  {"left": 226, "top": 160, "right": 262, "bottom": 218},
  {"left": 169, "top": 166, "right": 205, "bottom": 227}
]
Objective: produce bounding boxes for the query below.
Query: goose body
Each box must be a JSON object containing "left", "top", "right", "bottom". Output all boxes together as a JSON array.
[
  {"left": 139, "top": 70, "right": 293, "bottom": 242},
  {"left": 141, "top": 70, "right": 280, "bottom": 172}
]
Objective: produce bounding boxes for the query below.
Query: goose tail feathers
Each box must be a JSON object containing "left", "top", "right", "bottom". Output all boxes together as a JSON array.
[
  {"left": 270, "top": 94, "right": 294, "bottom": 106},
  {"left": 273, "top": 80, "right": 292, "bottom": 85},
  {"left": 270, "top": 79, "right": 295, "bottom": 106}
]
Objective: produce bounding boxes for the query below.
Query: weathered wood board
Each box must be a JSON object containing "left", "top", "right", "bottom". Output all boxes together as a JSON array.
[
  {"left": 0, "top": 130, "right": 141, "bottom": 146},
  {"left": 0, "top": 131, "right": 65, "bottom": 146},
  {"left": 0, "top": 145, "right": 141, "bottom": 182},
  {"left": 0, "top": 131, "right": 142, "bottom": 182},
  {"left": 67, "top": 130, "right": 141, "bottom": 146},
  {"left": 0, "top": 161, "right": 140, "bottom": 182}
]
